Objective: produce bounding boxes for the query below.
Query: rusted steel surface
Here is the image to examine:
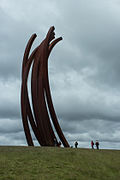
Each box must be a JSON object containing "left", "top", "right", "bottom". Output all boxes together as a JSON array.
[{"left": 21, "top": 26, "right": 69, "bottom": 147}]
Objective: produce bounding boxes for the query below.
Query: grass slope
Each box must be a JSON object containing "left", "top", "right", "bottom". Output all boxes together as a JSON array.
[{"left": 0, "top": 146, "right": 120, "bottom": 180}]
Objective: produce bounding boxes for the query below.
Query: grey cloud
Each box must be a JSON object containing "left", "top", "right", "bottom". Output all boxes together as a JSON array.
[
  {"left": 52, "top": 0, "right": 120, "bottom": 88},
  {"left": 0, "top": 0, "right": 120, "bottom": 149},
  {"left": 63, "top": 119, "right": 120, "bottom": 146},
  {"left": 0, "top": 118, "right": 22, "bottom": 133},
  {"left": 0, "top": 78, "right": 20, "bottom": 119},
  {"left": 0, "top": 132, "right": 26, "bottom": 145},
  {"left": 49, "top": 71, "right": 120, "bottom": 123}
]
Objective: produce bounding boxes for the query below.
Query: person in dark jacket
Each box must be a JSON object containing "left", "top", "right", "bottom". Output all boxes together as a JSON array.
[
  {"left": 75, "top": 141, "right": 78, "bottom": 148},
  {"left": 95, "top": 140, "right": 99, "bottom": 149}
]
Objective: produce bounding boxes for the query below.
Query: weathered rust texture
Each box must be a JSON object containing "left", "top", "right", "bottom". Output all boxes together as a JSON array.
[{"left": 21, "top": 26, "right": 69, "bottom": 147}]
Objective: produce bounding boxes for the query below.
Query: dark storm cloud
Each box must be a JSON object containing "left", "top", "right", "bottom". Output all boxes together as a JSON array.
[{"left": 0, "top": 0, "right": 120, "bottom": 148}]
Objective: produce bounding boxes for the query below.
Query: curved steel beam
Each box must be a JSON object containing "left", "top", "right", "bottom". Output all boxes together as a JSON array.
[{"left": 21, "top": 26, "right": 70, "bottom": 147}]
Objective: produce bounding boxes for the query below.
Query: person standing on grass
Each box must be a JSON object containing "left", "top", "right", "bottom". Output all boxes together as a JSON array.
[
  {"left": 95, "top": 140, "right": 99, "bottom": 149},
  {"left": 54, "top": 138, "right": 57, "bottom": 147},
  {"left": 91, "top": 140, "right": 94, "bottom": 149},
  {"left": 58, "top": 141, "right": 61, "bottom": 147},
  {"left": 75, "top": 141, "right": 78, "bottom": 148}
]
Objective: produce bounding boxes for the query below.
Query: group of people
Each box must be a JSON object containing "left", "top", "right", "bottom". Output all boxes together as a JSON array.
[
  {"left": 74, "top": 140, "right": 100, "bottom": 149},
  {"left": 54, "top": 138, "right": 100, "bottom": 149},
  {"left": 91, "top": 140, "right": 99, "bottom": 149}
]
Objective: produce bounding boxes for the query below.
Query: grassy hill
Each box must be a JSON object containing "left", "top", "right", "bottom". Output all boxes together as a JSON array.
[{"left": 0, "top": 146, "right": 120, "bottom": 180}]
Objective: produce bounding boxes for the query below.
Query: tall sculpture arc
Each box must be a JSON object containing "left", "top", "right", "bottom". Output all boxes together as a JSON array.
[{"left": 21, "top": 26, "right": 69, "bottom": 147}]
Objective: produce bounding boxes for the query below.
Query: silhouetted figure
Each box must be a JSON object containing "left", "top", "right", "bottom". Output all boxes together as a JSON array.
[
  {"left": 75, "top": 141, "right": 78, "bottom": 148},
  {"left": 91, "top": 140, "right": 94, "bottom": 149},
  {"left": 58, "top": 141, "right": 61, "bottom": 147},
  {"left": 95, "top": 140, "right": 99, "bottom": 149},
  {"left": 54, "top": 138, "right": 57, "bottom": 147}
]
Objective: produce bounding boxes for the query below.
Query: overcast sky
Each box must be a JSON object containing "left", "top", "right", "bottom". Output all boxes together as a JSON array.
[{"left": 1, "top": 0, "right": 120, "bottom": 149}]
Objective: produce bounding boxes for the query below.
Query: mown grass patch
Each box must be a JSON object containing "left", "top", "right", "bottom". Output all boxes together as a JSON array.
[{"left": 0, "top": 146, "right": 120, "bottom": 180}]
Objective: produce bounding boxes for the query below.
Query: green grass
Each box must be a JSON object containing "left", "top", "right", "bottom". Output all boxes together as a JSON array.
[{"left": 0, "top": 146, "right": 120, "bottom": 180}]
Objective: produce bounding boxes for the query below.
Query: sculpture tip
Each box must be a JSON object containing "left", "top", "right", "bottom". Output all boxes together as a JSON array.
[
  {"left": 50, "top": 26, "right": 55, "bottom": 31},
  {"left": 32, "top": 33, "right": 37, "bottom": 38}
]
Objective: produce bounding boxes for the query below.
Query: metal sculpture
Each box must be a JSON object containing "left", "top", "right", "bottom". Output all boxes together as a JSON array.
[{"left": 21, "top": 26, "right": 69, "bottom": 147}]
